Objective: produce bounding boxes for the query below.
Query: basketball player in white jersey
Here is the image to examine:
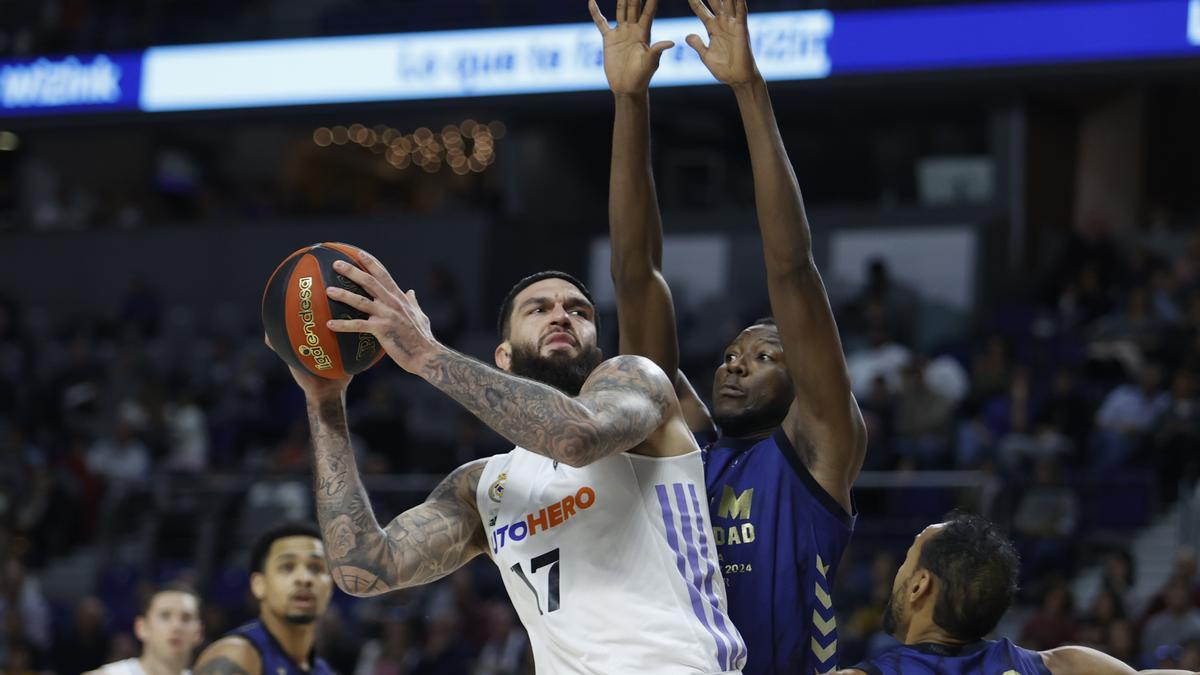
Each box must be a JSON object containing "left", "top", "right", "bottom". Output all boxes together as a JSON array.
[
  {"left": 86, "top": 585, "right": 203, "bottom": 675},
  {"left": 271, "top": 250, "right": 745, "bottom": 674}
]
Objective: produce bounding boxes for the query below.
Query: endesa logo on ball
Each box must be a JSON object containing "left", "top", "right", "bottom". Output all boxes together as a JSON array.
[
  {"left": 295, "top": 276, "right": 333, "bottom": 371},
  {"left": 491, "top": 486, "right": 596, "bottom": 554}
]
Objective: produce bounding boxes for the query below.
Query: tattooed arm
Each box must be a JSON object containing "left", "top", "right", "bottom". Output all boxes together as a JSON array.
[
  {"left": 320, "top": 250, "right": 679, "bottom": 466},
  {"left": 307, "top": 393, "right": 487, "bottom": 597},
  {"left": 419, "top": 352, "right": 677, "bottom": 467},
  {"left": 193, "top": 637, "right": 260, "bottom": 675}
]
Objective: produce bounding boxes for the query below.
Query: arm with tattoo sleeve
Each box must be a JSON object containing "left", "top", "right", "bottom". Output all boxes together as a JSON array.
[
  {"left": 307, "top": 394, "right": 486, "bottom": 597},
  {"left": 193, "top": 638, "right": 260, "bottom": 675},
  {"left": 419, "top": 351, "right": 675, "bottom": 467}
]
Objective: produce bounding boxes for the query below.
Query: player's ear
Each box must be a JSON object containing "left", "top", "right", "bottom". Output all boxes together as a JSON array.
[
  {"left": 910, "top": 569, "right": 937, "bottom": 609},
  {"left": 495, "top": 342, "right": 512, "bottom": 371},
  {"left": 133, "top": 615, "right": 148, "bottom": 642},
  {"left": 250, "top": 572, "right": 267, "bottom": 602}
]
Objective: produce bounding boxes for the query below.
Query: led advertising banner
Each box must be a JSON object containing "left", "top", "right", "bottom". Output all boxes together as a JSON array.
[
  {"left": 0, "top": 52, "right": 142, "bottom": 117},
  {"left": 1, "top": 0, "right": 1196, "bottom": 118}
]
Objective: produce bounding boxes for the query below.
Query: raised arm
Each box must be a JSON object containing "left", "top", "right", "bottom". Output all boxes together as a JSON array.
[
  {"left": 307, "top": 390, "right": 486, "bottom": 596},
  {"left": 591, "top": 0, "right": 715, "bottom": 434},
  {"left": 325, "top": 253, "right": 679, "bottom": 467},
  {"left": 687, "top": 0, "right": 865, "bottom": 505}
]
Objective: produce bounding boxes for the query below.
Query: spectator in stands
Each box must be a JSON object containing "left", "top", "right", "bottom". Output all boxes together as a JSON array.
[
  {"left": 1078, "top": 587, "right": 1126, "bottom": 647},
  {"left": 841, "top": 259, "right": 919, "bottom": 347},
  {"left": 1101, "top": 548, "right": 1138, "bottom": 614},
  {"left": 1093, "top": 363, "right": 1170, "bottom": 468},
  {"left": 1104, "top": 619, "right": 1140, "bottom": 667},
  {"left": 1143, "top": 578, "right": 1200, "bottom": 652},
  {"left": 422, "top": 264, "right": 467, "bottom": 348},
  {"left": 410, "top": 610, "right": 471, "bottom": 675},
  {"left": 163, "top": 385, "right": 209, "bottom": 472},
  {"left": 0, "top": 556, "right": 50, "bottom": 656},
  {"left": 354, "top": 617, "right": 415, "bottom": 675},
  {"left": 1151, "top": 370, "right": 1200, "bottom": 505},
  {"left": 1019, "top": 579, "right": 1078, "bottom": 650},
  {"left": 55, "top": 596, "right": 112, "bottom": 674},
  {"left": 474, "top": 600, "right": 530, "bottom": 675},
  {"left": 1034, "top": 368, "right": 1095, "bottom": 462},
  {"left": 846, "top": 321, "right": 911, "bottom": 398},
  {"left": 1013, "top": 459, "right": 1079, "bottom": 578},
  {"left": 87, "top": 417, "right": 150, "bottom": 488},
  {"left": 892, "top": 357, "right": 954, "bottom": 465}
]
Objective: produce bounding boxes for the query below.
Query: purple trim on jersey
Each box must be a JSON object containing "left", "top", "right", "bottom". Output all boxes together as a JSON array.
[
  {"left": 674, "top": 482, "right": 741, "bottom": 669},
  {"left": 686, "top": 482, "right": 747, "bottom": 666},
  {"left": 656, "top": 483, "right": 731, "bottom": 671}
]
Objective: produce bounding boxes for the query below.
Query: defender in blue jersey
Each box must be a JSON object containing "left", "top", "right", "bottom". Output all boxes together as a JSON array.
[
  {"left": 842, "top": 515, "right": 1190, "bottom": 675},
  {"left": 194, "top": 522, "right": 334, "bottom": 675},
  {"left": 597, "top": 0, "right": 867, "bottom": 672}
]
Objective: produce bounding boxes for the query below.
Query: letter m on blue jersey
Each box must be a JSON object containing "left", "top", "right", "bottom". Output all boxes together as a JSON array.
[{"left": 717, "top": 486, "right": 754, "bottom": 520}]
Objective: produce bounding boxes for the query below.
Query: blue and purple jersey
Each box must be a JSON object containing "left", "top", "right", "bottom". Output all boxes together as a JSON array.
[{"left": 703, "top": 428, "right": 856, "bottom": 674}]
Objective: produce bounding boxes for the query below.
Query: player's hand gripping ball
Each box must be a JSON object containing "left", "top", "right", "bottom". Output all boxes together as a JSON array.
[{"left": 262, "top": 242, "right": 385, "bottom": 378}]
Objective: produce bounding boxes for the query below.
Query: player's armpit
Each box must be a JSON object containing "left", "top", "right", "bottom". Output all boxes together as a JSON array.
[
  {"left": 675, "top": 369, "right": 717, "bottom": 435},
  {"left": 327, "top": 459, "right": 487, "bottom": 596},
  {"left": 193, "top": 637, "right": 261, "bottom": 675},
  {"left": 1041, "top": 645, "right": 1138, "bottom": 674}
]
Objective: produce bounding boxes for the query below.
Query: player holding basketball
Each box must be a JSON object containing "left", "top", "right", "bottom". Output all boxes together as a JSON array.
[
  {"left": 840, "top": 514, "right": 1192, "bottom": 675},
  {"left": 275, "top": 251, "right": 746, "bottom": 673},
  {"left": 593, "top": 0, "right": 865, "bottom": 672},
  {"left": 192, "top": 522, "right": 334, "bottom": 675}
]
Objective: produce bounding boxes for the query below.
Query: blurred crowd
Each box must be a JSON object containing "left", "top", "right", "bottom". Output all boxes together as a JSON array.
[{"left": 0, "top": 215, "right": 1198, "bottom": 672}]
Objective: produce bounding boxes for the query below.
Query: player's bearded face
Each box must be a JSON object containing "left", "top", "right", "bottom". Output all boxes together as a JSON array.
[
  {"left": 509, "top": 338, "right": 603, "bottom": 396},
  {"left": 882, "top": 574, "right": 910, "bottom": 638}
]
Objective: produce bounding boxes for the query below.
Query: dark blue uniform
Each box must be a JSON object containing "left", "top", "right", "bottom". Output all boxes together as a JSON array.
[
  {"left": 229, "top": 620, "right": 334, "bottom": 675},
  {"left": 704, "top": 428, "right": 856, "bottom": 675},
  {"left": 856, "top": 639, "right": 1052, "bottom": 675}
]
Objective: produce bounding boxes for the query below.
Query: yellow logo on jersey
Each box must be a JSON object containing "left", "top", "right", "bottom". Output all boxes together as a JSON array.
[{"left": 717, "top": 486, "right": 754, "bottom": 520}]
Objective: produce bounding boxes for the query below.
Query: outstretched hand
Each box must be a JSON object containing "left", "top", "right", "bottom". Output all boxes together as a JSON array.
[
  {"left": 324, "top": 252, "right": 441, "bottom": 375},
  {"left": 590, "top": 0, "right": 675, "bottom": 95},
  {"left": 685, "top": 0, "right": 760, "bottom": 87}
]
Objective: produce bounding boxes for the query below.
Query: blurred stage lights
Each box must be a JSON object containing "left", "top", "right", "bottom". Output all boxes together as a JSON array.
[
  {"left": 312, "top": 120, "right": 505, "bottom": 174},
  {"left": 0, "top": 131, "right": 19, "bottom": 152}
]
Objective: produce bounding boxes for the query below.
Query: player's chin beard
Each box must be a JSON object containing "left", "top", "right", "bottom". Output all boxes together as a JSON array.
[
  {"left": 284, "top": 613, "right": 317, "bottom": 625},
  {"left": 714, "top": 398, "right": 792, "bottom": 439},
  {"left": 882, "top": 582, "right": 906, "bottom": 638},
  {"left": 509, "top": 341, "right": 603, "bottom": 396}
]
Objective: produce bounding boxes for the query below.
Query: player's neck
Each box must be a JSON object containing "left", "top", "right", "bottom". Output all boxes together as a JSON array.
[
  {"left": 905, "top": 622, "right": 969, "bottom": 649},
  {"left": 137, "top": 652, "right": 184, "bottom": 675},
  {"left": 261, "top": 611, "right": 316, "bottom": 667}
]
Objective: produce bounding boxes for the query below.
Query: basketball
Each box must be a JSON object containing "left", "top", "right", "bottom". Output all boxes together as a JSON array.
[{"left": 261, "top": 242, "right": 385, "bottom": 379}]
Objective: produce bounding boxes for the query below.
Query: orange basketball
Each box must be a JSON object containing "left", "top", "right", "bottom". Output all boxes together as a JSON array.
[{"left": 262, "top": 242, "right": 385, "bottom": 379}]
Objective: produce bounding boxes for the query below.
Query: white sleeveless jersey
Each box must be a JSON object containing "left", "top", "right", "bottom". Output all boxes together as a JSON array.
[{"left": 476, "top": 447, "right": 746, "bottom": 675}]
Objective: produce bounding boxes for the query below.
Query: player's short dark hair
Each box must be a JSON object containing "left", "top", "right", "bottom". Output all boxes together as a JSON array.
[
  {"left": 140, "top": 583, "right": 201, "bottom": 616},
  {"left": 497, "top": 270, "right": 597, "bottom": 339},
  {"left": 249, "top": 521, "right": 323, "bottom": 575},
  {"left": 750, "top": 317, "right": 777, "bottom": 329},
  {"left": 919, "top": 513, "right": 1020, "bottom": 641}
]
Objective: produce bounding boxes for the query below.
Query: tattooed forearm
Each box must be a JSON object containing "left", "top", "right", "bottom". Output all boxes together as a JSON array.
[
  {"left": 420, "top": 350, "right": 672, "bottom": 467},
  {"left": 305, "top": 396, "right": 486, "bottom": 596}
]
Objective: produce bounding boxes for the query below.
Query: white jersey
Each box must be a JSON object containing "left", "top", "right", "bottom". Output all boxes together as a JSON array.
[
  {"left": 476, "top": 447, "right": 746, "bottom": 675},
  {"left": 95, "top": 659, "right": 189, "bottom": 675}
]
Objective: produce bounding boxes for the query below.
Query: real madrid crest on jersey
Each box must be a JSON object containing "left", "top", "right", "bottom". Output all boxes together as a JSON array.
[{"left": 487, "top": 472, "right": 507, "bottom": 526}]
